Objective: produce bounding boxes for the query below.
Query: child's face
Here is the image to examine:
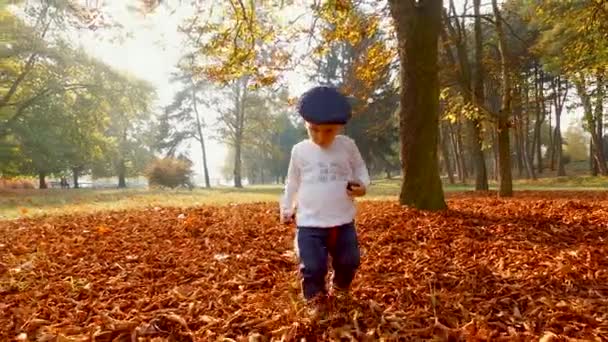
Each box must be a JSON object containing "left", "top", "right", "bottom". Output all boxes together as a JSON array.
[{"left": 306, "top": 122, "right": 342, "bottom": 148}]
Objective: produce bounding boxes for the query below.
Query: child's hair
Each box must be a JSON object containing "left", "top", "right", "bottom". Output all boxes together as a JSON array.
[{"left": 297, "top": 86, "right": 352, "bottom": 125}]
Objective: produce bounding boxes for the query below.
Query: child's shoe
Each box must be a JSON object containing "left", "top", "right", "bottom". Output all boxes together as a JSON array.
[
  {"left": 329, "top": 286, "right": 352, "bottom": 310},
  {"left": 305, "top": 294, "right": 328, "bottom": 321}
]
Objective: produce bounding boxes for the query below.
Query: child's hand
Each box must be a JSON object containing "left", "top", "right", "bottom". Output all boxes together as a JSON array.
[
  {"left": 347, "top": 182, "right": 366, "bottom": 197},
  {"left": 280, "top": 211, "right": 295, "bottom": 224}
]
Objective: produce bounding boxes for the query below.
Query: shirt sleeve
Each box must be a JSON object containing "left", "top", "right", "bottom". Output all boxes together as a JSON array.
[
  {"left": 347, "top": 137, "right": 370, "bottom": 187},
  {"left": 280, "top": 145, "right": 300, "bottom": 216}
]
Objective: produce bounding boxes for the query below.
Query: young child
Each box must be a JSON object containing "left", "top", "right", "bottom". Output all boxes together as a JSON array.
[{"left": 280, "top": 86, "right": 370, "bottom": 318}]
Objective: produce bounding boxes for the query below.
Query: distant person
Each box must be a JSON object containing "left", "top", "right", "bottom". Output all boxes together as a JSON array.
[{"left": 280, "top": 86, "right": 370, "bottom": 320}]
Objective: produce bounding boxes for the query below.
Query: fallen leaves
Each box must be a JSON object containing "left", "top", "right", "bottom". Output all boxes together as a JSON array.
[{"left": 0, "top": 191, "right": 607, "bottom": 341}]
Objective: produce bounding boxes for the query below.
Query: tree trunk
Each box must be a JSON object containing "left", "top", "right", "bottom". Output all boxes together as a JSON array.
[
  {"left": 533, "top": 66, "right": 544, "bottom": 174},
  {"left": 523, "top": 114, "right": 536, "bottom": 180},
  {"left": 449, "top": 123, "right": 464, "bottom": 182},
  {"left": 492, "top": 130, "right": 499, "bottom": 181},
  {"left": 470, "top": 0, "right": 489, "bottom": 190},
  {"left": 38, "top": 172, "right": 47, "bottom": 189},
  {"left": 590, "top": 138, "right": 598, "bottom": 176},
  {"left": 512, "top": 86, "right": 524, "bottom": 177},
  {"left": 233, "top": 78, "right": 248, "bottom": 188},
  {"left": 595, "top": 73, "right": 606, "bottom": 175},
  {"left": 575, "top": 75, "right": 608, "bottom": 175},
  {"left": 520, "top": 80, "right": 536, "bottom": 180},
  {"left": 191, "top": 79, "right": 211, "bottom": 189},
  {"left": 72, "top": 167, "right": 80, "bottom": 189},
  {"left": 551, "top": 77, "right": 567, "bottom": 176},
  {"left": 554, "top": 111, "right": 566, "bottom": 177},
  {"left": 118, "top": 159, "right": 127, "bottom": 188},
  {"left": 493, "top": 0, "right": 513, "bottom": 197},
  {"left": 514, "top": 108, "right": 524, "bottom": 177},
  {"left": 389, "top": 0, "right": 446, "bottom": 210},
  {"left": 234, "top": 137, "right": 243, "bottom": 188},
  {"left": 456, "top": 122, "right": 468, "bottom": 182},
  {"left": 440, "top": 122, "right": 455, "bottom": 185}
]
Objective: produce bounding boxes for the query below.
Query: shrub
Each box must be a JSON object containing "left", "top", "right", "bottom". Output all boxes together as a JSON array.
[
  {"left": 0, "top": 177, "right": 36, "bottom": 190},
  {"left": 145, "top": 158, "right": 194, "bottom": 189}
]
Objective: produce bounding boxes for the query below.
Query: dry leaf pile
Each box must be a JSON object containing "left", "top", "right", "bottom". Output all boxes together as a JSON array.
[{"left": 1, "top": 191, "right": 607, "bottom": 341}]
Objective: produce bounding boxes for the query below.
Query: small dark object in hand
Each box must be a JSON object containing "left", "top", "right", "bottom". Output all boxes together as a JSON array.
[{"left": 347, "top": 181, "right": 358, "bottom": 191}]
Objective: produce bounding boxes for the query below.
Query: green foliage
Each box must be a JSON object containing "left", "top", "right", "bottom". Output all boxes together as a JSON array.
[
  {"left": 2, "top": 5, "right": 156, "bottom": 184},
  {"left": 145, "top": 157, "right": 194, "bottom": 189},
  {"left": 529, "top": 0, "right": 608, "bottom": 75},
  {"left": 563, "top": 124, "right": 589, "bottom": 162}
]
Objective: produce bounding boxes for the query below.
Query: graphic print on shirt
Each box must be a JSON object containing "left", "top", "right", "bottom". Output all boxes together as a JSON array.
[{"left": 301, "top": 159, "right": 349, "bottom": 185}]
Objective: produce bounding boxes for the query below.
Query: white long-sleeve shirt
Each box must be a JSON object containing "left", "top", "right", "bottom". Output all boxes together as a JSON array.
[{"left": 280, "top": 135, "right": 370, "bottom": 228}]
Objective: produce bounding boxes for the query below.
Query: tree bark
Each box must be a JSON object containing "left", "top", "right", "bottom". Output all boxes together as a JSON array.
[
  {"left": 514, "top": 105, "right": 524, "bottom": 177},
  {"left": 456, "top": 122, "right": 468, "bottom": 182},
  {"left": 493, "top": 0, "right": 513, "bottom": 197},
  {"left": 595, "top": 73, "right": 606, "bottom": 174},
  {"left": 72, "top": 167, "right": 80, "bottom": 189},
  {"left": 574, "top": 75, "right": 608, "bottom": 175},
  {"left": 389, "top": 0, "right": 446, "bottom": 210},
  {"left": 523, "top": 114, "right": 536, "bottom": 179},
  {"left": 233, "top": 78, "right": 248, "bottom": 188},
  {"left": 440, "top": 122, "right": 455, "bottom": 185},
  {"left": 520, "top": 80, "right": 536, "bottom": 179},
  {"left": 551, "top": 77, "right": 567, "bottom": 176},
  {"left": 590, "top": 138, "right": 598, "bottom": 176},
  {"left": 191, "top": 78, "right": 211, "bottom": 189},
  {"left": 448, "top": 123, "right": 464, "bottom": 182},
  {"left": 38, "top": 172, "right": 47, "bottom": 189},
  {"left": 470, "top": 0, "right": 489, "bottom": 189},
  {"left": 118, "top": 159, "right": 127, "bottom": 188},
  {"left": 532, "top": 66, "right": 544, "bottom": 174}
]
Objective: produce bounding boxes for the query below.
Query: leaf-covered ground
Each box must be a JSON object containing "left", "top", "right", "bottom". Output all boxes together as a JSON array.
[{"left": 1, "top": 191, "right": 607, "bottom": 341}]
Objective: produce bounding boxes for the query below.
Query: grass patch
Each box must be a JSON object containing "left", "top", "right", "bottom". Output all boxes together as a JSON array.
[{"left": 1, "top": 175, "right": 606, "bottom": 220}]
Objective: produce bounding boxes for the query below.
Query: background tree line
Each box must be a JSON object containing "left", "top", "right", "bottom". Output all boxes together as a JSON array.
[{"left": 2, "top": 0, "right": 606, "bottom": 211}]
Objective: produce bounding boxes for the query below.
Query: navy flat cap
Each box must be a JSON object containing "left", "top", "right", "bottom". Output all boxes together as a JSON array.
[{"left": 297, "top": 86, "right": 352, "bottom": 125}]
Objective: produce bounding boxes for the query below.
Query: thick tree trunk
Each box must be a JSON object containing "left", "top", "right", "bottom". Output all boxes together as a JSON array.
[
  {"left": 389, "top": 0, "right": 446, "bottom": 210},
  {"left": 38, "top": 172, "right": 47, "bottom": 189},
  {"left": 471, "top": 0, "right": 489, "bottom": 190},
  {"left": 72, "top": 167, "right": 80, "bottom": 189},
  {"left": 493, "top": 0, "right": 513, "bottom": 197},
  {"left": 118, "top": 159, "right": 127, "bottom": 188},
  {"left": 590, "top": 139, "right": 599, "bottom": 176}
]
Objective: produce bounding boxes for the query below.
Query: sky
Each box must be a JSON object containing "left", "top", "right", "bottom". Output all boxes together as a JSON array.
[{"left": 72, "top": 0, "right": 582, "bottom": 186}]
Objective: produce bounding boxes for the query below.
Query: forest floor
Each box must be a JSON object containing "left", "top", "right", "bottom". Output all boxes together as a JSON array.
[{"left": 1, "top": 190, "right": 607, "bottom": 341}]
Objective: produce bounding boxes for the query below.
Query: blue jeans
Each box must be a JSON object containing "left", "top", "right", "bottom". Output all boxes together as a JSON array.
[{"left": 295, "top": 222, "right": 361, "bottom": 300}]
